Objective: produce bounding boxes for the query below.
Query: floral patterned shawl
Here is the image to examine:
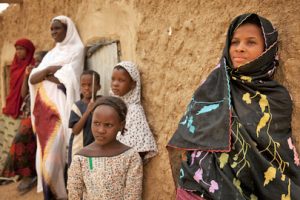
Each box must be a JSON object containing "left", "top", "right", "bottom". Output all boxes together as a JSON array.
[{"left": 168, "top": 13, "right": 300, "bottom": 199}]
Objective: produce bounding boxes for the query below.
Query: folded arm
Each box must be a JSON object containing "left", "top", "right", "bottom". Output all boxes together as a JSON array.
[{"left": 30, "top": 65, "right": 62, "bottom": 84}]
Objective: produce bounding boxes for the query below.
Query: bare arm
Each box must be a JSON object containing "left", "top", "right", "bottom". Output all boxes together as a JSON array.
[
  {"left": 21, "top": 73, "right": 29, "bottom": 98},
  {"left": 30, "top": 65, "right": 62, "bottom": 84},
  {"left": 21, "top": 64, "right": 35, "bottom": 98},
  {"left": 72, "top": 101, "right": 95, "bottom": 135},
  {"left": 21, "top": 75, "right": 29, "bottom": 99}
]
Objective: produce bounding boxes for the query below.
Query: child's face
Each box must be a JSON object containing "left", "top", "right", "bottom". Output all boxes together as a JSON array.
[
  {"left": 92, "top": 105, "right": 124, "bottom": 146},
  {"left": 80, "top": 74, "right": 100, "bottom": 100},
  {"left": 34, "top": 54, "right": 42, "bottom": 67},
  {"left": 229, "top": 23, "right": 264, "bottom": 69},
  {"left": 111, "top": 68, "right": 135, "bottom": 96},
  {"left": 15, "top": 45, "right": 27, "bottom": 60}
]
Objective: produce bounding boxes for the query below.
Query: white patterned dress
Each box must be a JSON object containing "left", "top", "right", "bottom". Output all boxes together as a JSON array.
[{"left": 67, "top": 148, "right": 143, "bottom": 200}]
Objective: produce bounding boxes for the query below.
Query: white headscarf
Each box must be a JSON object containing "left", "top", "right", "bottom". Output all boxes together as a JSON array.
[
  {"left": 29, "top": 15, "right": 84, "bottom": 195},
  {"left": 112, "top": 61, "right": 158, "bottom": 160}
]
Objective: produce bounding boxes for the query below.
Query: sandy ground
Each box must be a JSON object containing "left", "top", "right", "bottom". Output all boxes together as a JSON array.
[{"left": 0, "top": 182, "right": 42, "bottom": 200}]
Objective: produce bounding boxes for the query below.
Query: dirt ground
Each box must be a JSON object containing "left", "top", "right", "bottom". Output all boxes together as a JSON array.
[{"left": 0, "top": 182, "right": 42, "bottom": 200}]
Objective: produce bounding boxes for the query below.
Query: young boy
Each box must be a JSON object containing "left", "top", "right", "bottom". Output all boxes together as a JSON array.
[{"left": 68, "top": 70, "right": 101, "bottom": 165}]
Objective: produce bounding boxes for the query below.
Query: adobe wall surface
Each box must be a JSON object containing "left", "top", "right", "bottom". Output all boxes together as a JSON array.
[{"left": 0, "top": 0, "right": 299, "bottom": 199}]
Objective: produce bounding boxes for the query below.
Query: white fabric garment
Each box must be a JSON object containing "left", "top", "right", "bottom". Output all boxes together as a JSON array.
[
  {"left": 29, "top": 16, "right": 84, "bottom": 198},
  {"left": 111, "top": 61, "right": 158, "bottom": 160}
]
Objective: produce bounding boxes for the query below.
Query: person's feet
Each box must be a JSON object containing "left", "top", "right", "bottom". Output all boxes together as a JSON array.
[
  {"left": 17, "top": 176, "right": 37, "bottom": 195},
  {"left": 0, "top": 179, "right": 14, "bottom": 185}
]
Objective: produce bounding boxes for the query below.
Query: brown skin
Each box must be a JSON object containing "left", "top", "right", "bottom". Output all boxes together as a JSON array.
[
  {"left": 21, "top": 53, "right": 44, "bottom": 98},
  {"left": 30, "top": 20, "right": 67, "bottom": 85},
  {"left": 72, "top": 74, "right": 101, "bottom": 135},
  {"left": 80, "top": 74, "right": 101, "bottom": 103},
  {"left": 92, "top": 105, "right": 124, "bottom": 147},
  {"left": 111, "top": 68, "right": 136, "bottom": 96},
  {"left": 229, "top": 23, "right": 265, "bottom": 69},
  {"left": 29, "top": 65, "right": 62, "bottom": 84},
  {"left": 77, "top": 105, "right": 129, "bottom": 157},
  {"left": 51, "top": 20, "right": 67, "bottom": 43},
  {"left": 15, "top": 45, "right": 27, "bottom": 60},
  {"left": 20, "top": 65, "right": 32, "bottom": 99}
]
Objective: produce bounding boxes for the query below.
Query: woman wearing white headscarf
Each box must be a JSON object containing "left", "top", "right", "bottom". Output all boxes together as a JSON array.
[{"left": 29, "top": 15, "right": 84, "bottom": 199}]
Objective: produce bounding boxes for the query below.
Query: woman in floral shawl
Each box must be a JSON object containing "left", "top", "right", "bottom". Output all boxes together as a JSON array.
[{"left": 168, "top": 13, "right": 300, "bottom": 199}]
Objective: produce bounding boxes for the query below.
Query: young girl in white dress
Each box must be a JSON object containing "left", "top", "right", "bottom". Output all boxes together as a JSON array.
[{"left": 68, "top": 96, "right": 143, "bottom": 200}]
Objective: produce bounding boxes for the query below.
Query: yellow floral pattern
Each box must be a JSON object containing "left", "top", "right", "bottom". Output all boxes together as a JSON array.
[
  {"left": 263, "top": 166, "right": 276, "bottom": 186},
  {"left": 242, "top": 91, "right": 288, "bottom": 172}
]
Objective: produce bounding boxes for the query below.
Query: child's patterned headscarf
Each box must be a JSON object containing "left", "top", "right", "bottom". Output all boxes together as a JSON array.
[{"left": 112, "top": 61, "right": 158, "bottom": 160}]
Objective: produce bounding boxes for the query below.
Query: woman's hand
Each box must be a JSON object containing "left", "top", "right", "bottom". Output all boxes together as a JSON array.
[{"left": 25, "top": 64, "right": 35, "bottom": 76}]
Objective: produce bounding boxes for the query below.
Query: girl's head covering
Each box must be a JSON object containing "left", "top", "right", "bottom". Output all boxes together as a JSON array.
[
  {"left": 111, "top": 61, "right": 158, "bottom": 160},
  {"left": 112, "top": 61, "right": 141, "bottom": 104},
  {"left": 2, "top": 38, "right": 35, "bottom": 118},
  {"left": 13, "top": 38, "right": 35, "bottom": 67},
  {"left": 168, "top": 13, "right": 290, "bottom": 152}
]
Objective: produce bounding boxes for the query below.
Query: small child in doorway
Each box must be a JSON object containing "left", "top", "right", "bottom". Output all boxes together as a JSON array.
[
  {"left": 68, "top": 70, "right": 101, "bottom": 166},
  {"left": 111, "top": 61, "right": 158, "bottom": 161},
  {"left": 68, "top": 96, "right": 143, "bottom": 199}
]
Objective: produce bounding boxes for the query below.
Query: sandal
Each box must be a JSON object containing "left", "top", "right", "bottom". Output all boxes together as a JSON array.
[
  {"left": 17, "top": 176, "right": 37, "bottom": 195},
  {"left": 0, "top": 179, "right": 14, "bottom": 185},
  {"left": 0, "top": 176, "right": 18, "bottom": 185}
]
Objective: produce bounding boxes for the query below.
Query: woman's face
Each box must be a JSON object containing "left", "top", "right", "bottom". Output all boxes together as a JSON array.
[
  {"left": 50, "top": 20, "right": 67, "bottom": 43},
  {"left": 229, "top": 23, "right": 265, "bottom": 69},
  {"left": 15, "top": 45, "right": 27, "bottom": 60},
  {"left": 111, "top": 68, "right": 136, "bottom": 96}
]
